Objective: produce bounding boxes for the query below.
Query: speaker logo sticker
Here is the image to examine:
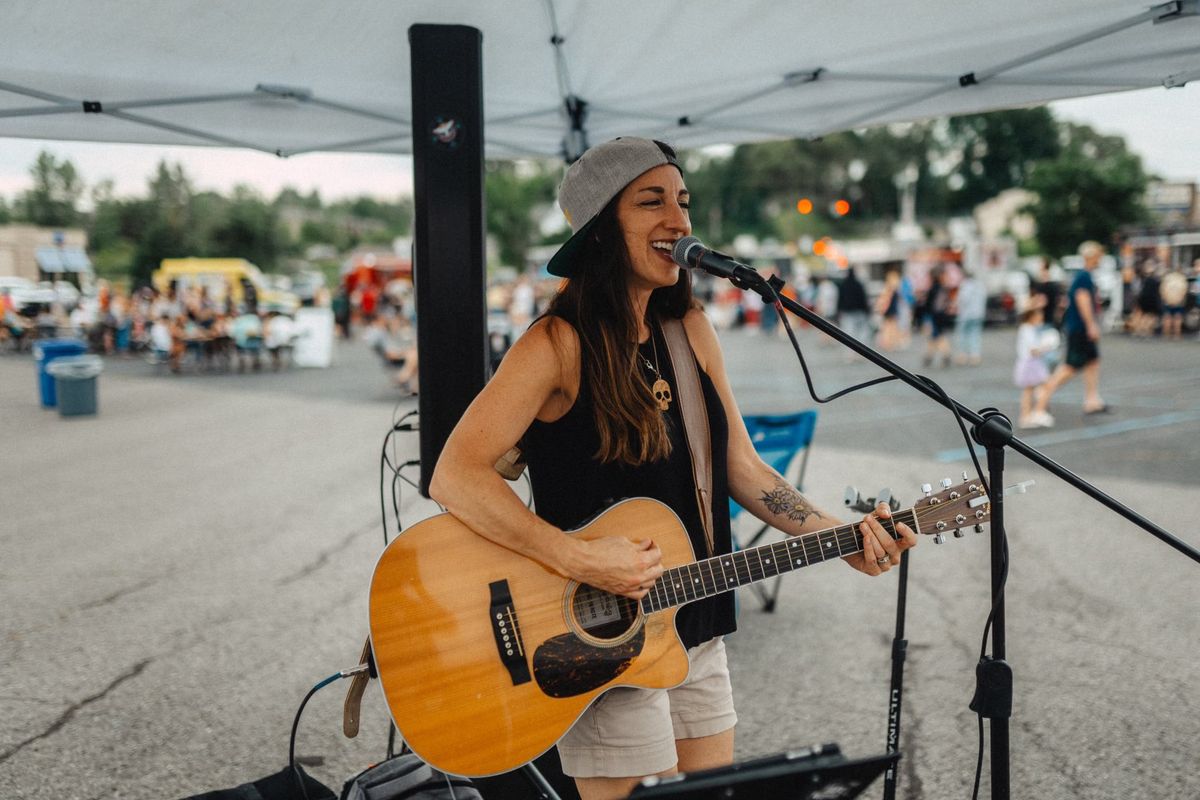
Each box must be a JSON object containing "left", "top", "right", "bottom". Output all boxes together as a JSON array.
[{"left": 430, "top": 117, "right": 463, "bottom": 149}]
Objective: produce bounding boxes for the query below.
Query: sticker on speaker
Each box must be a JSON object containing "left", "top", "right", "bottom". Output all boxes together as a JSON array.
[{"left": 430, "top": 117, "right": 463, "bottom": 149}]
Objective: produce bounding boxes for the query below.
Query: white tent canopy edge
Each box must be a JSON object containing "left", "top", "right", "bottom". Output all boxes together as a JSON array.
[{"left": 1, "top": 0, "right": 1197, "bottom": 160}]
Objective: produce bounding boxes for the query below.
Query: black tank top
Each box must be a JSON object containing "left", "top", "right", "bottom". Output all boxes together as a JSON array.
[{"left": 522, "top": 317, "right": 737, "bottom": 649}]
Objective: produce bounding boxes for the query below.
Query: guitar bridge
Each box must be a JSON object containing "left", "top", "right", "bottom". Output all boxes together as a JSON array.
[{"left": 488, "top": 580, "right": 530, "bottom": 686}]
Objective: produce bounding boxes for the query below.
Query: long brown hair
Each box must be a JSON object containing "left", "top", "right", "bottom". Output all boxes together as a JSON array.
[{"left": 544, "top": 193, "right": 697, "bottom": 466}]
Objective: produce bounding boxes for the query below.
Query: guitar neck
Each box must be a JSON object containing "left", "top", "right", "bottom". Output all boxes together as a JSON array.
[{"left": 640, "top": 509, "right": 918, "bottom": 614}]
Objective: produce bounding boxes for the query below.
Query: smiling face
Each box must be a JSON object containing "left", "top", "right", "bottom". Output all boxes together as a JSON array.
[{"left": 615, "top": 164, "right": 691, "bottom": 296}]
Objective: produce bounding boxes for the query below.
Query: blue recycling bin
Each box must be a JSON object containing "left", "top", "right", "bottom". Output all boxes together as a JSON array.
[
  {"left": 33, "top": 338, "right": 87, "bottom": 408},
  {"left": 47, "top": 355, "right": 103, "bottom": 417}
]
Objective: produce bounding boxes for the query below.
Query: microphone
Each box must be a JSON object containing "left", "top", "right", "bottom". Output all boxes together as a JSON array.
[{"left": 671, "top": 236, "right": 746, "bottom": 280}]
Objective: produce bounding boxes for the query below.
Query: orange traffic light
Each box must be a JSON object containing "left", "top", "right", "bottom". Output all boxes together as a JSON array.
[
  {"left": 833, "top": 199, "right": 851, "bottom": 217},
  {"left": 796, "top": 198, "right": 813, "bottom": 215}
]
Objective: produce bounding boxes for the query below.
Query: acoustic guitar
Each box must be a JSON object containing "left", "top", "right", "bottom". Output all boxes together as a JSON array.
[{"left": 368, "top": 477, "right": 991, "bottom": 777}]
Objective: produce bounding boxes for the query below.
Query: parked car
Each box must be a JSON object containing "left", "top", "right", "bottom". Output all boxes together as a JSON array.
[
  {"left": 0, "top": 276, "right": 56, "bottom": 311},
  {"left": 40, "top": 280, "right": 80, "bottom": 309},
  {"left": 981, "top": 269, "right": 1030, "bottom": 326}
]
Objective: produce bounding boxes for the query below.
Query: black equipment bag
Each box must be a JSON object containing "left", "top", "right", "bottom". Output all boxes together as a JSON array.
[
  {"left": 181, "top": 765, "right": 335, "bottom": 800},
  {"left": 340, "top": 754, "right": 481, "bottom": 800}
]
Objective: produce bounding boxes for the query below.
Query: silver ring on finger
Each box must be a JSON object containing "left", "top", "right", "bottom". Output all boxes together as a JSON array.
[{"left": 876, "top": 554, "right": 891, "bottom": 566}]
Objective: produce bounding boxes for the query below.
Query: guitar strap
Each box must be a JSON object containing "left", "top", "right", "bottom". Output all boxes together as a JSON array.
[
  {"left": 659, "top": 317, "right": 716, "bottom": 558},
  {"left": 343, "top": 637, "right": 374, "bottom": 738}
]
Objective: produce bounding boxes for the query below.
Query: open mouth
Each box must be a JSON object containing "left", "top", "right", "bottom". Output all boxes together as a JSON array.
[{"left": 651, "top": 241, "right": 677, "bottom": 264}]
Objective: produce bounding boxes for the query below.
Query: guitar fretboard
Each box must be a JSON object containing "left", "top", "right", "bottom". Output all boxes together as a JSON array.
[{"left": 639, "top": 510, "right": 918, "bottom": 614}]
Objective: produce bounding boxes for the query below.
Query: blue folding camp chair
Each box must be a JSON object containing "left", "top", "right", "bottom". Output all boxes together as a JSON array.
[{"left": 729, "top": 409, "right": 818, "bottom": 612}]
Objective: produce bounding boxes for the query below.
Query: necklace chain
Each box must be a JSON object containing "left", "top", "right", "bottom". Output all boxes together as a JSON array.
[{"left": 639, "top": 326, "right": 672, "bottom": 411}]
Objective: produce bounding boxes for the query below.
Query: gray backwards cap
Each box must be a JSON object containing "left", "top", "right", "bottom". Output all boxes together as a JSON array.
[{"left": 546, "top": 137, "right": 680, "bottom": 278}]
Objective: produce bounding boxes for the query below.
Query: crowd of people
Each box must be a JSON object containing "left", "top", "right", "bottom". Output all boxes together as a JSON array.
[
  {"left": 7, "top": 247, "right": 1195, "bottom": 407},
  {"left": 0, "top": 281, "right": 300, "bottom": 373},
  {"left": 1123, "top": 257, "right": 1198, "bottom": 340}
]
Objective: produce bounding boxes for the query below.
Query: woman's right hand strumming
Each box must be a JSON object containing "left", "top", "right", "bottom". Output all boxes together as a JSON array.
[{"left": 565, "top": 535, "right": 664, "bottom": 600}]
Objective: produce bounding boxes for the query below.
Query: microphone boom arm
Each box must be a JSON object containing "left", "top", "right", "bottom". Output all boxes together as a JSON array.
[{"left": 677, "top": 237, "right": 1196, "bottom": 564}]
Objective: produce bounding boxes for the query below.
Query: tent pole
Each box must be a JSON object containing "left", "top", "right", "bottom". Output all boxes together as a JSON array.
[{"left": 104, "top": 109, "right": 276, "bottom": 153}]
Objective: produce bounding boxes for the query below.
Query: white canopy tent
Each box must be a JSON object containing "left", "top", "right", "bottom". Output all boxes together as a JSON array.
[{"left": 2, "top": 1, "right": 1197, "bottom": 160}]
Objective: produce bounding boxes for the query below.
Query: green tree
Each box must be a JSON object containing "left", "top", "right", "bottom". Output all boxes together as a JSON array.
[
  {"left": 1025, "top": 123, "right": 1148, "bottom": 257},
  {"left": 131, "top": 161, "right": 198, "bottom": 284},
  {"left": 88, "top": 180, "right": 122, "bottom": 252},
  {"left": 326, "top": 195, "right": 414, "bottom": 246},
  {"left": 273, "top": 186, "right": 323, "bottom": 211},
  {"left": 485, "top": 160, "right": 559, "bottom": 269},
  {"left": 88, "top": 179, "right": 138, "bottom": 280},
  {"left": 945, "top": 108, "right": 1061, "bottom": 211},
  {"left": 299, "top": 218, "right": 341, "bottom": 248},
  {"left": 208, "top": 185, "right": 285, "bottom": 269},
  {"left": 684, "top": 124, "right": 945, "bottom": 246},
  {"left": 0, "top": 195, "right": 11, "bottom": 224},
  {"left": 19, "top": 151, "right": 84, "bottom": 226}
]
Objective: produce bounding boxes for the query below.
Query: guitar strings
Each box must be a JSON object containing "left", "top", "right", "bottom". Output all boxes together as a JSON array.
[{"left": 644, "top": 490, "right": 989, "bottom": 611}]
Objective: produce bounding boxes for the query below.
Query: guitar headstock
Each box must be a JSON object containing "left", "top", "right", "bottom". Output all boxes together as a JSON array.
[{"left": 911, "top": 474, "right": 990, "bottom": 543}]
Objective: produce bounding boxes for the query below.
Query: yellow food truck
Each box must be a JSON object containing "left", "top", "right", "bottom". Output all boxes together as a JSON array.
[{"left": 151, "top": 258, "right": 298, "bottom": 313}]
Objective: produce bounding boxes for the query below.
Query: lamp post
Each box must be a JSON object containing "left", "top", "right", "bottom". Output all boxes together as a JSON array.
[{"left": 893, "top": 163, "right": 921, "bottom": 242}]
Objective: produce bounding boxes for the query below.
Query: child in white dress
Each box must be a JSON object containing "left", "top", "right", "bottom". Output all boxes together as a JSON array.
[{"left": 1015, "top": 306, "right": 1054, "bottom": 428}]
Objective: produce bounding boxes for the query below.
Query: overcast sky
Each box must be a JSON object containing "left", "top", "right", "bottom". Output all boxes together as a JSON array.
[{"left": 0, "top": 84, "right": 1195, "bottom": 204}]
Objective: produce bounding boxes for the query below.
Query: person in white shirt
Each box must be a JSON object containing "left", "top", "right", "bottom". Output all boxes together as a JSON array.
[
  {"left": 954, "top": 271, "right": 988, "bottom": 365},
  {"left": 148, "top": 315, "right": 173, "bottom": 361},
  {"left": 264, "top": 312, "right": 296, "bottom": 369}
]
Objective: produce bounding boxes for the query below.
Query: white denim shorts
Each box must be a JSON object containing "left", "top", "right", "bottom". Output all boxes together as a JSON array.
[{"left": 556, "top": 636, "right": 737, "bottom": 778}]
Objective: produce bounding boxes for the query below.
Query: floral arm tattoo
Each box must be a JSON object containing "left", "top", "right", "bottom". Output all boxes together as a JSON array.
[{"left": 759, "top": 477, "right": 826, "bottom": 526}]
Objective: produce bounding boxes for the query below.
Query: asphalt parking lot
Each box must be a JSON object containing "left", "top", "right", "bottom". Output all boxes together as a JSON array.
[{"left": 2, "top": 324, "right": 1197, "bottom": 799}]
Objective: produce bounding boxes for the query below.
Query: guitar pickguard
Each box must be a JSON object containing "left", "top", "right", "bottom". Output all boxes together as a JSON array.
[{"left": 531, "top": 628, "right": 645, "bottom": 698}]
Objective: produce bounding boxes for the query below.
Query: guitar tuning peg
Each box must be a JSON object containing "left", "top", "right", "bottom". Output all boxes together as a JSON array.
[
  {"left": 974, "top": 524, "right": 984, "bottom": 534},
  {"left": 933, "top": 533, "right": 946, "bottom": 545},
  {"left": 940, "top": 477, "right": 953, "bottom": 489},
  {"left": 953, "top": 528, "right": 965, "bottom": 538},
  {"left": 921, "top": 483, "right": 932, "bottom": 497},
  {"left": 962, "top": 471, "right": 970, "bottom": 483}
]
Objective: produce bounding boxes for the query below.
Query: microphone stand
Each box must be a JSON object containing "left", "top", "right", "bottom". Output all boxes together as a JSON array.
[
  {"left": 687, "top": 256, "right": 1199, "bottom": 800},
  {"left": 847, "top": 488, "right": 907, "bottom": 800}
]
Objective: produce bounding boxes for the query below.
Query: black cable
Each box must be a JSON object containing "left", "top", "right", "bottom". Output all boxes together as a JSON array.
[
  {"left": 377, "top": 405, "right": 425, "bottom": 762},
  {"left": 972, "top": 714, "right": 985, "bottom": 800},
  {"left": 764, "top": 285, "right": 1005, "bottom": 799},
  {"left": 770, "top": 292, "right": 900, "bottom": 403},
  {"left": 380, "top": 408, "right": 420, "bottom": 546},
  {"left": 289, "top": 672, "right": 343, "bottom": 800}
]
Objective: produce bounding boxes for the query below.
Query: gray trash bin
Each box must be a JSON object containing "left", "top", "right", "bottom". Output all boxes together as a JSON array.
[{"left": 46, "top": 355, "right": 103, "bottom": 417}]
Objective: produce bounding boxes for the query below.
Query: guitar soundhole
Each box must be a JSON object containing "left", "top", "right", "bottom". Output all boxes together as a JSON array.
[{"left": 570, "top": 584, "right": 640, "bottom": 642}]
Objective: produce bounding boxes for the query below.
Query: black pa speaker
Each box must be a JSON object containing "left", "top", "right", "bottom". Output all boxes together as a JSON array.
[{"left": 409, "top": 23, "right": 489, "bottom": 496}]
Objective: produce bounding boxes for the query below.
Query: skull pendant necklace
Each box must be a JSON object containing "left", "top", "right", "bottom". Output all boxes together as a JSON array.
[{"left": 640, "top": 331, "right": 672, "bottom": 412}]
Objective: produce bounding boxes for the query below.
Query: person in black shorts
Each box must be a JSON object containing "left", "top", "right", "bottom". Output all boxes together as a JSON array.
[{"left": 1034, "top": 241, "right": 1109, "bottom": 421}]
